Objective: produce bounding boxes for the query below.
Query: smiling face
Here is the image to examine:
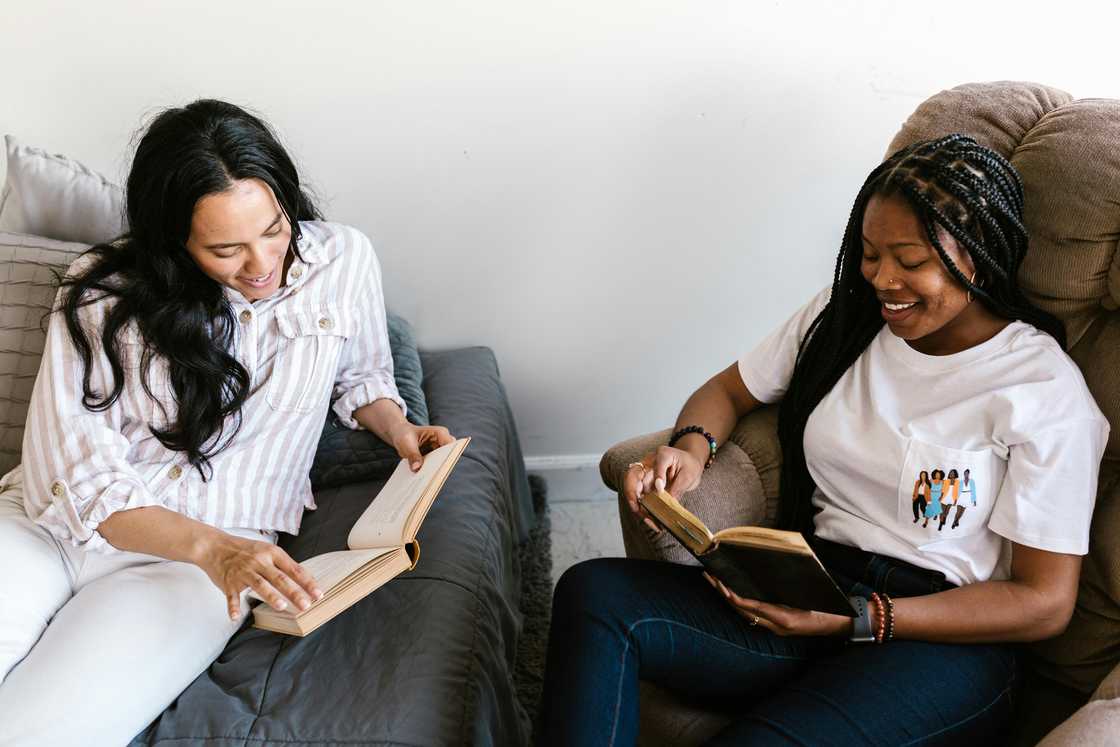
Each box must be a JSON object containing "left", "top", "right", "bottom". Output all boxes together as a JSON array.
[
  {"left": 185, "top": 178, "right": 292, "bottom": 301},
  {"left": 859, "top": 191, "right": 992, "bottom": 354}
]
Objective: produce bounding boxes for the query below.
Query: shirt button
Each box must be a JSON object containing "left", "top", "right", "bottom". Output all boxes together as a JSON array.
[
  {"left": 50, "top": 481, "right": 64, "bottom": 497},
  {"left": 290, "top": 267, "right": 303, "bottom": 279},
  {"left": 239, "top": 309, "right": 252, "bottom": 323},
  {"left": 318, "top": 317, "right": 333, "bottom": 330},
  {"left": 168, "top": 465, "right": 183, "bottom": 480}
]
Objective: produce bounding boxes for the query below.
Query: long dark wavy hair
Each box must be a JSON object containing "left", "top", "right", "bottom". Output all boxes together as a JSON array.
[
  {"left": 59, "top": 99, "right": 321, "bottom": 477},
  {"left": 775, "top": 134, "right": 1065, "bottom": 535}
]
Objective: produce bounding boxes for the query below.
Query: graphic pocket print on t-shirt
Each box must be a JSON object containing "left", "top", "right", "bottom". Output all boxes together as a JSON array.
[{"left": 897, "top": 439, "right": 1003, "bottom": 541}]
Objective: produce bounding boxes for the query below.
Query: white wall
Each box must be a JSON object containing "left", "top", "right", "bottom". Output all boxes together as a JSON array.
[{"left": 3, "top": 0, "right": 1118, "bottom": 463}]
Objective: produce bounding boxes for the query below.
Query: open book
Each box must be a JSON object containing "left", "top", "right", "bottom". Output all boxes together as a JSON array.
[
  {"left": 251, "top": 437, "right": 471, "bottom": 636},
  {"left": 639, "top": 488, "right": 856, "bottom": 617}
]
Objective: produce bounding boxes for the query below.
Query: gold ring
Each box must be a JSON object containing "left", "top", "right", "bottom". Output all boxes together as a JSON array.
[{"left": 748, "top": 615, "right": 760, "bottom": 626}]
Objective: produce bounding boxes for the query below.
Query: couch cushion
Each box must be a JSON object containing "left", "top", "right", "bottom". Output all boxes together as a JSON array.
[
  {"left": 387, "top": 311, "right": 429, "bottom": 425},
  {"left": 0, "top": 232, "right": 86, "bottom": 474},
  {"left": 0, "top": 136, "right": 127, "bottom": 245}
]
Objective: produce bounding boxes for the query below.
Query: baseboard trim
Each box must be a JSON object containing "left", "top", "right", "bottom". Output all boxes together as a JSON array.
[{"left": 524, "top": 454, "right": 601, "bottom": 471}]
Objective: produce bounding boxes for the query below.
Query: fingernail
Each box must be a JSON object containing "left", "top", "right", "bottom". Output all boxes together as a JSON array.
[
  {"left": 276, "top": 600, "right": 287, "bottom": 610},
  {"left": 314, "top": 590, "right": 323, "bottom": 600},
  {"left": 231, "top": 612, "right": 240, "bottom": 621},
  {"left": 299, "top": 600, "right": 310, "bottom": 611},
  {"left": 411, "top": 461, "right": 421, "bottom": 470},
  {"left": 654, "top": 478, "right": 665, "bottom": 491},
  {"left": 643, "top": 518, "right": 660, "bottom": 533}
]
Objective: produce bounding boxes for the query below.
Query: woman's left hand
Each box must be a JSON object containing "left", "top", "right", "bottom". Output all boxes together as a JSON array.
[
  {"left": 388, "top": 422, "right": 455, "bottom": 471},
  {"left": 703, "top": 572, "right": 852, "bottom": 638}
]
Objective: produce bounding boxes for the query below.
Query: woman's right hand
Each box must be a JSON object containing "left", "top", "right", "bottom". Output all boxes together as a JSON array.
[
  {"left": 196, "top": 531, "right": 323, "bottom": 621},
  {"left": 622, "top": 445, "right": 705, "bottom": 532}
]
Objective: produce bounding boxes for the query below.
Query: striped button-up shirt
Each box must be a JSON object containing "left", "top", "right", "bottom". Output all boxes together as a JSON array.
[{"left": 14, "top": 221, "right": 403, "bottom": 552}]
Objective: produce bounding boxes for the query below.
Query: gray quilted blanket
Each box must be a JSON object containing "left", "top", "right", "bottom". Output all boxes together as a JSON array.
[{"left": 130, "top": 347, "right": 535, "bottom": 746}]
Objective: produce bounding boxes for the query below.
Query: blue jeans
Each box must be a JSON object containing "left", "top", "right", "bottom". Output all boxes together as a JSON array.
[{"left": 539, "top": 541, "right": 1017, "bottom": 746}]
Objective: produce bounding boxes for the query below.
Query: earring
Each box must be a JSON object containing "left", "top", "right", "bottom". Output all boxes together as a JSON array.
[{"left": 967, "top": 272, "right": 977, "bottom": 304}]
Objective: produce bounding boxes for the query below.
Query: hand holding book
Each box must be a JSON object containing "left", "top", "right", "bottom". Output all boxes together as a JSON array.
[
  {"left": 197, "top": 529, "right": 324, "bottom": 622},
  {"left": 638, "top": 488, "right": 857, "bottom": 618},
  {"left": 622, "top": 445, "right": 705, "bottom": 533},
  {"left": 702, "top": 570, "right": 854, "bottom": 638}
]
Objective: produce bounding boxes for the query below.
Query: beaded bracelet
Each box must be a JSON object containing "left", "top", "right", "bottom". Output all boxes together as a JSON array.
[
  {"left": 668, "top": 425, "right": 717, "bottom": 469},
  {"left": 882, "top": 593, "right": 895, "bottom": 642},
  {"left": 870, "top": 593, "right": 886, "bottom": 644}
]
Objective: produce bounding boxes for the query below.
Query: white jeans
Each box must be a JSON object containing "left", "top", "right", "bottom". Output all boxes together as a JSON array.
[{"left": 0, "top": 478, "right": 272, "bottom": 746}]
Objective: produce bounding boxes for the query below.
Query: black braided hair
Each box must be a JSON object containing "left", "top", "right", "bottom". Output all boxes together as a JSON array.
[{"left": 774, "top": 134, "right": 1065, "bottom": 535}]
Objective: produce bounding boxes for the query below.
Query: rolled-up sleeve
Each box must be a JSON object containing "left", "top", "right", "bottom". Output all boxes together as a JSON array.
[
  {"left": 20, "top": 294, "right": 162, "bottom": 552},
  {"left": 330, "top": 232, "right": 405, "bottom": 429}
]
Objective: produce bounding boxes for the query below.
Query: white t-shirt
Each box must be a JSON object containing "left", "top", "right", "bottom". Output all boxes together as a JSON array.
[{"left": 738, "top": 287, "right": 1110, "bottom": 587}]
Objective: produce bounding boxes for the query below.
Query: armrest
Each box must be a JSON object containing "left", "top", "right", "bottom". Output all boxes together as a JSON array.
[
  {"left": 727, "top": 405, "right": 782, "bottom": 526},
  {"left": 1035, "top": 661, "right": 1120, "bottom": 746},
  {"left": 1092, "top": 661, "right": 1120, "bottom": 702},
  {"left": 599, "top": 422, "right": 769, "bottom": 566}
]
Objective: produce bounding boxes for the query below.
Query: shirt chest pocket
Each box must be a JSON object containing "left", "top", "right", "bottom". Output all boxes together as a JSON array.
[
  {"left": 267, "top": 305, "right": 359, "bottom": 414},
  {"left": 896, "top": 438, "right": 1007, "bottom": 544}
]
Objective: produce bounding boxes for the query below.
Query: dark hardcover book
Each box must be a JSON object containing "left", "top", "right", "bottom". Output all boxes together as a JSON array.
[{"left": 640, "top": 489, "right": 856, "bottom": 617}]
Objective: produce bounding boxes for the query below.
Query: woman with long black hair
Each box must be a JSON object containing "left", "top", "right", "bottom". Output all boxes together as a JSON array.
[
  {"left": 539, "top": 135, "right": 1109, "bottom": 744},
  {"left": 0, "top": 99, "right": 452, "bottom": 744}
]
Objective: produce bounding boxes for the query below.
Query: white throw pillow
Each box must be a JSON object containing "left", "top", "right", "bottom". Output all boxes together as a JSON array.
[
  {"left": 0, "top": 135, "right": 126, "bottom": 246},
  {"left": 0, "top": 231, "right": 87, "bottom": 474}
]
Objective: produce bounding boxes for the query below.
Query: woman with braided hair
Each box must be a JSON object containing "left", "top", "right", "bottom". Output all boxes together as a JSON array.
[{"left": 539, "top": 135, "right": 1109, "bottom": 744}]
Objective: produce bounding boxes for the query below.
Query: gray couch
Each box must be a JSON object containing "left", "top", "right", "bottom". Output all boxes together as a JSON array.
[{"left": 129, "top": 346, "right": 536, "bottom": 746}]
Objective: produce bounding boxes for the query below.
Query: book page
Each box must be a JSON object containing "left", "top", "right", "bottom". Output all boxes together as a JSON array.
[
  {"left": 347, "top": 438, "right": 469, "bottom": 549},
  {"left": 715, "top": 527, "right": 813, "bottom": 555},
  {"left": 639, "top": 489, "right": 714, "bottom": 556},
  {"left": 299, "top": 548, "right": 397, "bottom": 590},
  {"left": 248, "top": 547, "right": 394, "bottom": 605}
]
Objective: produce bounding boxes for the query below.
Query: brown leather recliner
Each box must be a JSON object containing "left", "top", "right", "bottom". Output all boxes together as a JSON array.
[{"left": 600, "top": 81, "right": 1120, "bottom": 746}]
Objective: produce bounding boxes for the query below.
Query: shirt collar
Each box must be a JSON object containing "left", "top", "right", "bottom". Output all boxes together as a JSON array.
[{"left": 295, "top": 229, "right": 326, "bottom": 265}]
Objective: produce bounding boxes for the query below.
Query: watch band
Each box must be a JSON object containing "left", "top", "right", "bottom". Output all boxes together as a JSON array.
[{"left": 848, "top": 595, "right": 875, "bottom": 643}]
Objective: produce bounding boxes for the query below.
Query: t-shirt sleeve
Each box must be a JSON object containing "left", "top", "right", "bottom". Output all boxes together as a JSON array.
[
  {"left": 987, "top": 417, "right": 1109, "bottom": 555},
  {"left": 737, "top": 285, "right": 832, "bottom": 403}
]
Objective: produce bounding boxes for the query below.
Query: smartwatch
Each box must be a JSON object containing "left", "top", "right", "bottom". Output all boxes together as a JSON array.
[{"left": 848, "top": 595, "right": 875, "bottom": 643}]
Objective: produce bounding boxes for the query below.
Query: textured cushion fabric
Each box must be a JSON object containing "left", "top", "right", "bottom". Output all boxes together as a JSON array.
[
  {"left": 386, "top": 311, "right": 429, "bottom": 425},
  {"left": 309, "top": 419, "right": 400, "bottom": 491},
  {"left": 1036, "top": 661, "right": 1120, "bottom": 746},
  {"left": 0, "top": 232, "right": 86, "bottom": 475},
  {"left": 886, "top": 81, "right": 1120, "bottom": 696},
  {"left": 131, "top": 347, "right": 536, "bottom": 746},
  {"left": 0, "top": 136, "right": 127, "bottom": 245}
]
